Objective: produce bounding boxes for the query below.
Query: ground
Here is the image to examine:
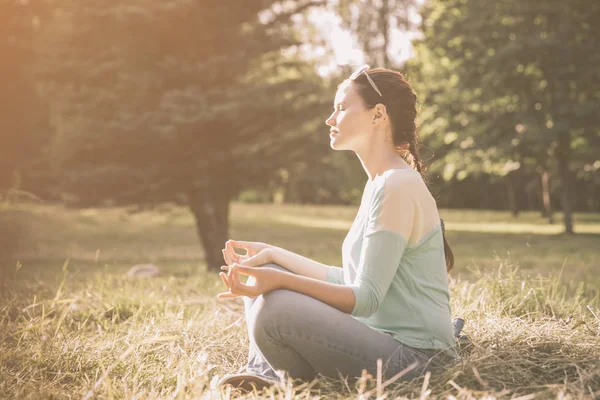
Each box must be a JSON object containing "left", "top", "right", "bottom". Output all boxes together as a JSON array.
[{"left": 1, "top": 203, "right": 599, "bottom": 399}]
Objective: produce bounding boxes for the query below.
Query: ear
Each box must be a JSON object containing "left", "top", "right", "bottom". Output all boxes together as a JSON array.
[{"left": 372, "top": 103, "right": 388, "bottom": 125}]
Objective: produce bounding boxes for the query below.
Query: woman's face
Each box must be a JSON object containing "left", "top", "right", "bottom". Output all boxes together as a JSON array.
[{"left": 325, "top": 81, "right": 374, "bottom": 151}]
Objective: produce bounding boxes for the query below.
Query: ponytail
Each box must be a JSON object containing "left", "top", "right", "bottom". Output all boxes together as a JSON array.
[
  {"left": 409, "top": 143, "right": 454, "bottom": 273},
  {"left": 440, "top": 218, "right": 454, "bottom": 272}
]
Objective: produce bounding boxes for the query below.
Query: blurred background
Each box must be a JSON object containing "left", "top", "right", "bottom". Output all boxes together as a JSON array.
[{"left": 1, "top": 0, "right": 598, "bottom": 273}]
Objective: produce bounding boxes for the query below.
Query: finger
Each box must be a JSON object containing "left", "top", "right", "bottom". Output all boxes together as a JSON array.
[
  {"left": 219, "top": 279, "right": 250, "bottom": 298},
  {"left": 226, "top": 266, "right": 253, "bottom": 296},
  {"left": 225, "top": 241, "right": 242, "bottom": 263},
  {"left": 226, "top": 240, "right": 252, "bottom": 257},
  {"left": 219, "top": 272, "right": 230, "bottom": 288},
  {"left": 236, "top": 255, "right": 250, "bottom": 265},
  {"left": 217, "top": 292, "right": 241, "bottom": 299},
  {"left": 228, "top": 265, "right": 253, "bottom": 292},
  {"left": 227, "top": 265, "right": 238, "bottom": 289},
  {"left": 221, "top": 266, "right": 237, "bottom": 280},
  {"left": 227, "top": 239, "right": 251, "bottom": 249},
  {"left": 223, "top": 245, "right": 238, "bottom": 265}
]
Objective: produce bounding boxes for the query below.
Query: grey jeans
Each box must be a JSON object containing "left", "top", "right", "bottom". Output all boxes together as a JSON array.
[{"left": 240, "top": 262, "right": 441, "bottom": 384}]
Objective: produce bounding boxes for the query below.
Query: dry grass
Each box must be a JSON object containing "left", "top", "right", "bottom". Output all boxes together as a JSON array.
[{"left": 0, "top": 203, "right": 599, "bottom": 399}]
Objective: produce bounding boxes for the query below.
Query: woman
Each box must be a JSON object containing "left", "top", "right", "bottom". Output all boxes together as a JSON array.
[{"left": 216, "top": 65, "right": 459, "bottom": 392}]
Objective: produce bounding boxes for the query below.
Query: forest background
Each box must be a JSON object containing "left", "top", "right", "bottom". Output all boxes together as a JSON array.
[{"left": 2, "top": 0, "right": 598, "bottom": 269}]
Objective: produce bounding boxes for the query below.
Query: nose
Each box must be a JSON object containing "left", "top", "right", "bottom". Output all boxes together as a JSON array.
[{"left": 325, "top": 112, "right": 336, "bottom": 127}]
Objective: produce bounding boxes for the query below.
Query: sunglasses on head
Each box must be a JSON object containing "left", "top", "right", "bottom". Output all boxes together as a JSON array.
[{"left": 349, "top": 64, "right": 383, "bottom": 97}]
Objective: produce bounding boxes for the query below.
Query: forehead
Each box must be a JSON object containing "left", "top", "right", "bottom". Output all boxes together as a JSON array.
[{"left": 334, "top": 81, "right": 356, "bottom": 106}]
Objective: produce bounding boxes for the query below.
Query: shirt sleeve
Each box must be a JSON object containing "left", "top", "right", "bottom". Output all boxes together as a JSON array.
[
  {"left": 326, "top": 265, "right": 344, "bottom": 284},
  {"left": 348, "top": 174, "right": 416, "bottom": 318}
]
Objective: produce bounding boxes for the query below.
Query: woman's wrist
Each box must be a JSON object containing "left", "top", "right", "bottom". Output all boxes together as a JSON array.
[{"left": 267, "top": 246, "right": 280, "bottom": 263}]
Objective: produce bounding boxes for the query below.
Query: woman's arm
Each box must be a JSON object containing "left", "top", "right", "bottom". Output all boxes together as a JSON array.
[
  {"left": 273, "top": 231, "right": 406, "bottom": 318},
  {"left": 276, "top": 272, "right": 356, "bottom": 314},
  {"left": 269, "top": 245, "right": 341, "bottom": 282}
]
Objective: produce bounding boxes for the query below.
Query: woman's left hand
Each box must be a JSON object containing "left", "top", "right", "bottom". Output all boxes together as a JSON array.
[{"left": 217, "top": 264, "right": 284, "bottom": 299}]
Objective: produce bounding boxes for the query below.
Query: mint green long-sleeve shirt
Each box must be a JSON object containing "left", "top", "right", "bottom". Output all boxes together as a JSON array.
[{"left": 326, "top": 168, "right": 457, "bottom": 357}]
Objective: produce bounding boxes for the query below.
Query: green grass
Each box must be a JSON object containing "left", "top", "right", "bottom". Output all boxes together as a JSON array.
[{"left": 1, "top": 203, "right": 599, "bottom": 399}]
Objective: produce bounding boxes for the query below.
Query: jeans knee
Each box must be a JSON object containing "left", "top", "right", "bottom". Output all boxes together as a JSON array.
[
  {"left": 251, "top": 289, "right": 296, "bottom": 341},
  {"left": 251, "top": 305, "right": 276, "bottom": 347}
]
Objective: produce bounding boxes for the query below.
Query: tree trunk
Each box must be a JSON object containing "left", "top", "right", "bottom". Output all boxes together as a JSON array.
[
  {"left": 556, "top": 131, "right": 574, "bottom": 234},
  {"left": 188, "top": 179, "right": 233, "bottom": 272},
  {"left": 506, "top": 172, "right": 519, "bottom": 218},
  {"left": 379, "top": 0, "right": 390, "bottom": 68},
  {"left": 540, "top": 169, "right": 554, "bottom": 224},
  {"left": 588, "top": 183, "right": 597, "bottom": 212},
  {"left": 285, "top": 169, "right": 299, "bottom": 204}
]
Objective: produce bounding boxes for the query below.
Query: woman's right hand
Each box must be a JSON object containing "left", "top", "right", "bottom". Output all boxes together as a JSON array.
[{"left": 222, "top": 240, "right": 275, "bottom": 268}]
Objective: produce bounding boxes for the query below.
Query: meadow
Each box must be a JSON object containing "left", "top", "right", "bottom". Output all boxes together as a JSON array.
[{"left": 1, "top": 202, "right": 599, "bottom": 399}]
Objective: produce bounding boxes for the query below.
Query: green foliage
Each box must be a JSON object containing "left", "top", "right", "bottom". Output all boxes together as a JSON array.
[
  {"left": 413, "top": 0, "right": 600, "bottom": 174},
  {"left": 32, "top": 0, "right": 328, "bottom": 204},
  {"left": 409, "top": 0, "right": 600, "bottom": 228}
]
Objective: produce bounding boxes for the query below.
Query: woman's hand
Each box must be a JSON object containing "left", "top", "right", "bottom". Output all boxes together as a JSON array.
[
  {"left": 222, "top": 240, "right": 274, "bottom": 267},
  {"left": 217, "top": 263, "right": 284, "bottom": 299}
]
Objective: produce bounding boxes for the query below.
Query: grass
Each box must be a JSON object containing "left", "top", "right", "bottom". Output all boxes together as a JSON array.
[{"left": 1, "top": 202, "right": 599, "bottom": 399}]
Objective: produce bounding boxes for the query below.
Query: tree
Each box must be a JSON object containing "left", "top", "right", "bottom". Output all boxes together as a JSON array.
[
  {"left": 35, "top": 0, "right": 328, "bottom": 270},
  {"left": 335, "top": 0, "right": 420, "bottom": 68},
  {"left": 410, "top": 0, "right": 600, "bottom": 232}
]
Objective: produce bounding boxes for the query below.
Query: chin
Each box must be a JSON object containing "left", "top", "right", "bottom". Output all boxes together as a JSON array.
[{"left": 330, "top": 138, "right": 350, "bottom": 151}]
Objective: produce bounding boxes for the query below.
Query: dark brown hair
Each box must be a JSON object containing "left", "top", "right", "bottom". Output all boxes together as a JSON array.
[{"left": 349, "top": 67, "right": 454, "bottom": 272}]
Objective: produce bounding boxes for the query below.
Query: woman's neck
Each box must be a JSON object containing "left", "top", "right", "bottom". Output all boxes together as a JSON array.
[{"left": 356, "top": 152, "right": 412, "bottom": 183}]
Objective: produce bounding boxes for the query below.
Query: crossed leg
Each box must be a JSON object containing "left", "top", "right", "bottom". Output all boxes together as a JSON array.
[{"left": 241, "top": 263, "right": 431, "bottom": 384}]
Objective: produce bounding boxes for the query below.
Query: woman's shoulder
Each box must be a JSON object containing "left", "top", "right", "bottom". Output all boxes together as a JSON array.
[
  {"left": 376, "top": 168, "right": 438, "bottom": 212},
  {"left": 384, "top": 168, "right": 422, "bottom": 183},
  {"left": 366, "top": 168, "right": 439, "bottom": 241},
  {"left": 374, "top": 168, "right": 428, "bottom": 196}
]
